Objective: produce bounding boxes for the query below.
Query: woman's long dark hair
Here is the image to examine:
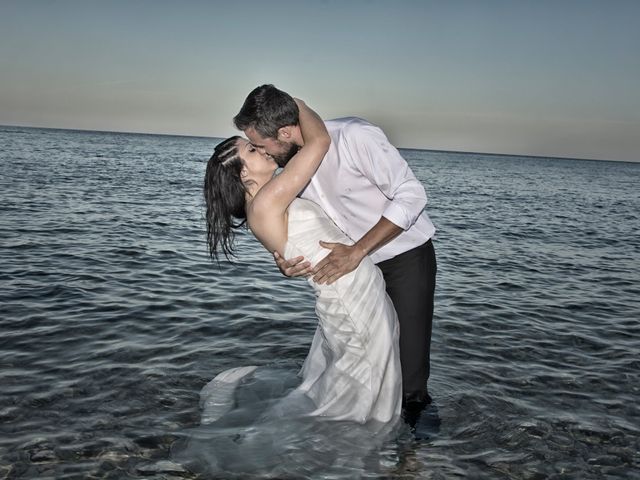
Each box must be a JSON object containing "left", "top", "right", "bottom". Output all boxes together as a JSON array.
[{"left": 204, "top": 136, "right": 247, "bottom": 261}]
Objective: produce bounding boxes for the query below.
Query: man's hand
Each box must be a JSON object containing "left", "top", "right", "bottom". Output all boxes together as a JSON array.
[
  {"left": 274, "top": 251, "right": 313, "bottom": 278},
  {"left": 312, "top": 241, "right": 366, "bottom": 285}
]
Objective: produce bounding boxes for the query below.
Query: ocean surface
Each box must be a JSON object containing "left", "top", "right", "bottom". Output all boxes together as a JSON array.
[{"left": 1, "top": 125, "right": 639, "bottom": 479}]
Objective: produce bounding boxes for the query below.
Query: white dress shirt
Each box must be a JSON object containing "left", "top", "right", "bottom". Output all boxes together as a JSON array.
[{"left": 300, "top": 117, "right": 436, "bottom": 264}]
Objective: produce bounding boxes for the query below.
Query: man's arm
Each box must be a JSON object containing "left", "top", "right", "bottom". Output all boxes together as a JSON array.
[
  {"left": 278, "top": 215, "right": 401, "bottom": 283},
  {"left": 353, "top": 122, "right": 427, "bottom": 230},
  {"left": 312, "top": 216, "right": 401, "bottom": 284},
  {"left": 273, "top": 252, "right": 313, "bottom": 277},
  {"left": 312, "top": 120, "right": 427, "bottom": 284}
]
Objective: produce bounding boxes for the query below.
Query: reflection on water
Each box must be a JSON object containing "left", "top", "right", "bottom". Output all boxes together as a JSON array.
[
  {"left": 1, "top": 127, "right": 639, "bottom": 479},
  {"left": 170, "top": 365, "right": 423, "bottom": 479}
]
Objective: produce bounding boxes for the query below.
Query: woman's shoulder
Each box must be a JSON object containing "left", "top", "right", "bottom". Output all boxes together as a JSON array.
[{"left": 246, "top": 196, "right": 288, "bottom": 255}]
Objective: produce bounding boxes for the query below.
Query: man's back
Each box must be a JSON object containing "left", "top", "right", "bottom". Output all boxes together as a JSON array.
[{"left": 300, "top": 117, "right": 435, "bottom": 263}]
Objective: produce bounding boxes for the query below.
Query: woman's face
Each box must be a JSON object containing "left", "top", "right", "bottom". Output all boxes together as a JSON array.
[{"left": 236, "top": 138, "right": 278, "bottom": 179}]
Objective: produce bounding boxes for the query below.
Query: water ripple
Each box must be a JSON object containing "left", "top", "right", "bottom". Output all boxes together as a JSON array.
[{"left": 1, "top": 129, "right": 639, "bottom": 478}]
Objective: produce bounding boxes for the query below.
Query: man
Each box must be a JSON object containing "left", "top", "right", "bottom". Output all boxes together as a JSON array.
[{"left": 234, "top": 85, "right": 437, "bottom": 413}]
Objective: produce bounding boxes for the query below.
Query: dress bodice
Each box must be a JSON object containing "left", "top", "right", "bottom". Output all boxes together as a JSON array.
[{"left": 284, "top": 198, "right": 354, "bottom": 268}]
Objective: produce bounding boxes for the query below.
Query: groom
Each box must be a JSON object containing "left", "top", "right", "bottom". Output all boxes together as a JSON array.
[{"left": 233, "top": 85, "right": 437, "bottom": 412}]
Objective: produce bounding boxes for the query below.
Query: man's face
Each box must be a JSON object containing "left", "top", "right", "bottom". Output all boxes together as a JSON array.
[{"left": 244, "top": 127, "right": 298, "bottom": 168}]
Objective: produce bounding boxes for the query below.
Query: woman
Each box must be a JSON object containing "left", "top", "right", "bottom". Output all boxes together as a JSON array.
[{"left": 202, "top": 100, "right": 401, "bottom": 425}]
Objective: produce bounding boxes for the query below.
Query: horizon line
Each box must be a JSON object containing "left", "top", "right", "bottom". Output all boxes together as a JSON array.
[{"left": 2, "top": 123, "right": 637, "bottom": 165}]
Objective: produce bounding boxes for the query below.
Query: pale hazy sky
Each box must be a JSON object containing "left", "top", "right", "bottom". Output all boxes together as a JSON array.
[{"left": 1, "top": 0, "right": 638, "bottom": 161}]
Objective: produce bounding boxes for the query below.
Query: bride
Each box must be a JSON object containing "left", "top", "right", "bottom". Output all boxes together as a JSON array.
[{"left": 184, "top": 99, "right": 404, "bottom": 476}]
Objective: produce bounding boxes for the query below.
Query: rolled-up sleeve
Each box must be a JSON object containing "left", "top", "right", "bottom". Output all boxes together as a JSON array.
[{"left": 344, "top": 121, "right": 427, "bottom": 231}]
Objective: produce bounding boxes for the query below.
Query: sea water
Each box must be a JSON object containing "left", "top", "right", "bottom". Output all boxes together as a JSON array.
[{"left": 1, "top": 126, "right": 639, "bottom": 479}]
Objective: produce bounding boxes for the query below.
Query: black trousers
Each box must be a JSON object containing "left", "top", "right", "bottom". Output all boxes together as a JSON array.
[{"left": 377, "top": 239, "right": 436, "bottom": 400}]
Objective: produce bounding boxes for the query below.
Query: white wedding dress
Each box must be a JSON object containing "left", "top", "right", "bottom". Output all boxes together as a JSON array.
[
  {"left": 173, "top": 198, "right": 403, "bottom": 478},
  {"left": 282, "top": 198, "right": 402, "bottom": 423}
]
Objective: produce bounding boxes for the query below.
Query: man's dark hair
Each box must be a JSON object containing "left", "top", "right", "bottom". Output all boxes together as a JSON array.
[{"left": 233, "top": 84, "right": 299, "bottom": 139}]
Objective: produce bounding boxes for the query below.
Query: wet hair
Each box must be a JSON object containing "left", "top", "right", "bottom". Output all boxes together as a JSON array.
[
  {"left": 204, "top": 136, "right": 247, "bottom": 261},
  {"left": 233, "top": 84, "right": 299, "bottom": 139}
]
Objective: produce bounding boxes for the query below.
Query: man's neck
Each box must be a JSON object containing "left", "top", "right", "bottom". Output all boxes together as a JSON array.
[{"left": 291, "top": 125, "right": 304, "bottom": 147}]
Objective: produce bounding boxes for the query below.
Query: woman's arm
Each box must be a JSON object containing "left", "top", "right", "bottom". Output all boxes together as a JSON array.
[
  {"left": 246, "top": 100, "right": 329, "bottom": 257},
  {"left": 253, "top": 100, "right": 330, "bottom": 214}
]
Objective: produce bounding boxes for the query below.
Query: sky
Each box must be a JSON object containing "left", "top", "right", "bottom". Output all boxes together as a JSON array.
[{"left": 1, "top": 0, "right": 639, "bottom": 162}]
